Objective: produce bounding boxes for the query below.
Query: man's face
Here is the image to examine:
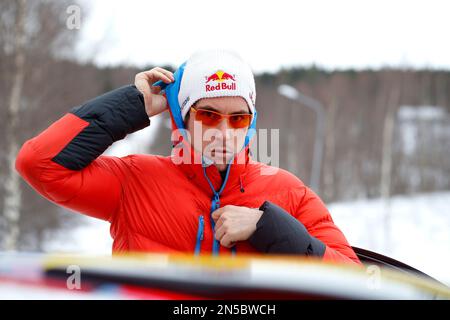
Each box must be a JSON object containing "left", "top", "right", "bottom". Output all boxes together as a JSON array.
[{"left": 185, "top": 96, "right": 251, "bottom": 171}]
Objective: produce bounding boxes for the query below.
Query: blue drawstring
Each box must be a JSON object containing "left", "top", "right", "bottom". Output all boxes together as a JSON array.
[
  {"left": 210, "top": 193, "right": 221, "bottom": 255},
  {"left": 197, "top": 157, "right": 237, "bottom": 256}
]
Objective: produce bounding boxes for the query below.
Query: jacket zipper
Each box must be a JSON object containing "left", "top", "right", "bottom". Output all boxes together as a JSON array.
[{"left": 194, "top": 215, "right": 204, "bottom": 255}]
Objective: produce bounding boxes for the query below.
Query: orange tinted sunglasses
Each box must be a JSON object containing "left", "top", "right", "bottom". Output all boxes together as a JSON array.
[{"left": 190, "top": 107, "right": 252, "bottom": 129}]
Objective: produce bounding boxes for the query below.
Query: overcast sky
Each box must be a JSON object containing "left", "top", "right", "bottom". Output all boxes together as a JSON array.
[{"left": 75, "top": 0, "right": 450, "bottom": 73}]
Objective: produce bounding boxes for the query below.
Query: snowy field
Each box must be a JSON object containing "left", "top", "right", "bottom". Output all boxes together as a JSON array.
[
  {"left": 43, "top": 191, "right": 450, "bottom": 286},
  {"left": 328, "top": 191, "right": 450, "bottom": 286}
]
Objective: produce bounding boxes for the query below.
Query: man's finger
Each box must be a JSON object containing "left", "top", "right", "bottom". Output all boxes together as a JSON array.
[
  {"left": 211, "top": 207, "right": 225, "bottom": 221},
  {"left": 139, "top": 70, "right": 170, "bottom": 86},
  {"left": 155, "top": 71, "right": 173, "bottom": 84},
  {"left": 220, "top": 234, "right": 235, "bottom": 248},
  {"left": 214, "top": 225, "right": 226, "bottom": 241},
  {"left": 154, "top": 67, "right": 175, "bottom": 81},
  {"left": 214, "top": 214, "right": 226, "bottom": 231}
]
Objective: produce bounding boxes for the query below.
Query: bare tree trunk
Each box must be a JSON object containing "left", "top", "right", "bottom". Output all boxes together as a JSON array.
[
  {"left": 323, "top": 97, "right": 337, "bottom": 202},
  {"left": 2, "top": 0, "right": 27, "bottom": 250},
  {"left": 287, "top": 104, "right": 297, "bottom": 175},
  {"left": 380, "top": 73, "right": 402, "bottom": 252},
  {"left": 380, "top": 106, "right": 396, "bottom": 200}
]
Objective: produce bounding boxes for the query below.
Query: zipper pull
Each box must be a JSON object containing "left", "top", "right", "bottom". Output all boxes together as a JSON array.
[
  {"left": 195, "top": 215, "right": 205, "bottom": 255},
  {"left": 212, "top": 193, "right": 220, "bottom": 210},
  {"left": 199, "top": 215, "right": 204, "bottom": 241}
]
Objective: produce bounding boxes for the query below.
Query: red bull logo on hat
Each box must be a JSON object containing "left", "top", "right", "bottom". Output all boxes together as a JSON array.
[{"left": 205, "top": 70, "right": 237, "bottom": 92}]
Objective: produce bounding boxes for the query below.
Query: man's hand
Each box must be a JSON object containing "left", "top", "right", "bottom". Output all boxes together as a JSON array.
[
  {"left": 134, "top": 67, "right": 174, "bottom": 117},
  {"left": 212, "top": 205, "right": 263, "bottom": 248}
]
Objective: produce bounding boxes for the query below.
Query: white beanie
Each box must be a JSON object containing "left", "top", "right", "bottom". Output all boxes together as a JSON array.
[{"left": 178, "top": 49, "right": 256, "bottom": 121}]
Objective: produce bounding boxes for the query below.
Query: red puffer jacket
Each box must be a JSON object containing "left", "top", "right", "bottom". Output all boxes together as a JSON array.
[{"left": 15, "top": 85, "right": 361, "bottom": 265}]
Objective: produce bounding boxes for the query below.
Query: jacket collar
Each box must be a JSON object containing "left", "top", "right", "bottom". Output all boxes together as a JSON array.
[{"left": 172, "top": 141, "right": 251, "bottom": 198}]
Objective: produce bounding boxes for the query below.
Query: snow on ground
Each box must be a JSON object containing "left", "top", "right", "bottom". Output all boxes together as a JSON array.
[
  {"left": 328, "top": 191, "right": 450, "bottom": 286},
  {"left": 42, "top": 216, "right": 113, "bottom": 255},
  {"left": 43, "top": 191, "right": 450, "bottom": 286}
]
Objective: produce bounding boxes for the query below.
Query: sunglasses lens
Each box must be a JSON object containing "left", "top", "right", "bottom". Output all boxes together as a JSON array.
[
  {"left": 195, "top": 109, "right": 222, "bottom": 126},
  {"left": 229, "top": 114, "right": 251, "bottom": 128}
]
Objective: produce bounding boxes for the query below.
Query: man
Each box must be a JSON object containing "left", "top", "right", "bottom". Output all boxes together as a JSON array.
[{"left": 16, "top": 49, "right": 361, "bottom": 264}]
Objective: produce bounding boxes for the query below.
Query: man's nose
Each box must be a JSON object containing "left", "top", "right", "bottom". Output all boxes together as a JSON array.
[{"left": 216, "top": 118, "right": 232, "bottom": 140}]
